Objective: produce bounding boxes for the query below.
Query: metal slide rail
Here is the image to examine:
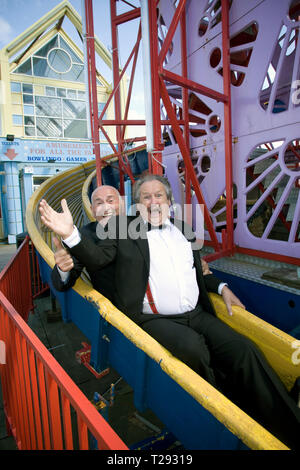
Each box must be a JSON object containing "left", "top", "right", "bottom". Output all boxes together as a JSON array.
[
  {"left": 0, "top": 237, "right": 127, "bottom": 450},
  {"left": 25, "top": 161, "right": 300, "bottom": 450}
]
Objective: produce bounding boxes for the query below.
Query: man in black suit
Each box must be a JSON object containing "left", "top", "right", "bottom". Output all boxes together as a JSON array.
[
  {"left": 40, "top": 174, "right": 300, "bottom": 449},
  {"left": 50, "top": 185, "right": 123, "bottom": 302}
]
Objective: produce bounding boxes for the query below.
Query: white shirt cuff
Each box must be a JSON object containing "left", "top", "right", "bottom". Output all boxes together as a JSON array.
[
  {"left": 218, "top": 282, "right": 228, "bottom": 295},
  {"left": 57, "top": 266, "right": 70, "bottom": 283},
  {"left": 62, "top": 226, "right": 81, "bottom": 248}
]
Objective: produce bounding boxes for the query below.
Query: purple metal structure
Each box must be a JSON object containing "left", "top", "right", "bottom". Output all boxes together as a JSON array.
[
  {"left": 161, "top": 0, "right": 300, "bottom": 264},
  {"left": 84, "top": 0, "right": 299, "bottom": 265}
]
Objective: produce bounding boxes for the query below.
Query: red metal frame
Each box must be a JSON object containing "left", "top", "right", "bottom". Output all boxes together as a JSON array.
[
  {"left": 95, "top": 0, "right": 234, "bottom": 256},
  {"left": 157, "top": 0, "right": 233, "bottom": 256},
  {"left": 87, "top": 1, "right": 299, "bottom": 264},
  {"left": 0, "top": 238, "right": 127, "bottom": 449},
  {"left": 84, "top": 0, "right": 102, "bottom": 185},
  {"left": 0, "top": 293, "right": 127, "bottom": 450},
  {"left": 0, "top": 237, "right": 35, "bottom": 322}
]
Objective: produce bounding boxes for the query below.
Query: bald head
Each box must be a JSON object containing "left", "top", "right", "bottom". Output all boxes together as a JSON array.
[{"left": 91, "top": 185, "right": 122, "bottom": 222}]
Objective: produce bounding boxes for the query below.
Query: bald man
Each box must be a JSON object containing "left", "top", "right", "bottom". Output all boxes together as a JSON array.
[{"left": 51, "top": 185, "right": 123, "bottom": 301}]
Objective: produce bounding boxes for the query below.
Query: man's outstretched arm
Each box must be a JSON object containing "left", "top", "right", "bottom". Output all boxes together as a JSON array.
[{"left": 39, "top": 198, "right": 117, "bottom": 271}]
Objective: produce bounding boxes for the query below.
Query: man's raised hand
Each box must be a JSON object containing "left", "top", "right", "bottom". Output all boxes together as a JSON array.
[{"left": 39, "top": 199, "right": 74, "bottom": 239}]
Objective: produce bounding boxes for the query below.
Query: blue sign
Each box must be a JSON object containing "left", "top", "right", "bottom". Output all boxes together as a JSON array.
[{"left": 0, "top": 138, "right": 112, "bottom": 163}]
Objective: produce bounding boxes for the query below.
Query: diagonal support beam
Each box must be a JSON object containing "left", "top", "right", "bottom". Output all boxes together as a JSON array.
[
  {"left": 158, "top": 0, "right": 187, "bottom": 67},
  {"left": 159, "top": 77, "right": 220, "bottom": 251},
  {"left": 160, "top": 68, "right": 228, "bottom": 103}
]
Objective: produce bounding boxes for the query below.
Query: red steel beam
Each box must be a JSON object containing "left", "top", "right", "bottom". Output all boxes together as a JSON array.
[
  {"left": 101, "top": 119, "right": 185, "bottom": 125},
  {"left": 148, "top": 0, "right": 164, "bottom": 174},
  {"left": 160, "top": 68, "right": 228, "bottom": 103},
  {"left": 180, "top": 3, "right": 192, "bottom": 225},
  {"left": 98, "top": 24, "right": 141, "bottom": 122},
  {"left": 114, "top": 7, "right": 141, "bottom": 25},
  {"left": 84, "top": 0, "right": 101, "bottom": 185},
  {"left": 221, "top": 0, "right": 234, "bottom": 253},
  {"left": 155, "top": 1, "right": 222, "bottom": 249},
  {"left": 110, "top": 0, "right": 125, "bottom": 194},
  {"left": 159, "top": 76, "right": 220, "bottom": 251},
  {"left": 121, "top": 25, "right": 142, "bottom": 142},
  {"left": 235, "top": 246, "right": 300, "bottom": 267},
  {"left": 158, "top": 0, "right": 187, "bottom": 67}
]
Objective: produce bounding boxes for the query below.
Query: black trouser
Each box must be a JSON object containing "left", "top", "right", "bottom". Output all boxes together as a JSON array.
[{"left": 138, "top": 306, "right": 300, "bottom": 449}]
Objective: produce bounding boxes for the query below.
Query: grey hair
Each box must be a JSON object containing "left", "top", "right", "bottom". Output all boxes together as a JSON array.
[{"left": 132, "top": 174, "right": 173, "bottom": 203}]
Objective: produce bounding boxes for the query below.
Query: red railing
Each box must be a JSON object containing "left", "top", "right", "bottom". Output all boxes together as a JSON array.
[
  {"left": 29, "top": 239, "right": 49, "bottom": 302},
  {"left": 0, "top": 239, "right": 128, "bottom": 450},
  {"left": 0, "top": 237, "right": 35, "bottom": 322}
]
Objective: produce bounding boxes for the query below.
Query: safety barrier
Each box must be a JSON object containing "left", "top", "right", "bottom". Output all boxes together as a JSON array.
[
  {"left": 26, "top": 159, "right": 300, "bottom": 450},
  {"left": 0, "top": 237, "right": 34, "bottom": 323},
  {"left": 0, "top": 237, "right": 127, "bottom": 450}
]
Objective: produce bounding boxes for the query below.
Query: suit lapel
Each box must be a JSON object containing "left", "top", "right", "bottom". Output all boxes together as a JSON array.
[{"left": 128, "top": 215, "right": 150, "bottom": 270}]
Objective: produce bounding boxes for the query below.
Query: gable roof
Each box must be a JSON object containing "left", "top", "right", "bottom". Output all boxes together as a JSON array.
[{"left": 2, "top": 0, "right": 112, "bottom": 81}]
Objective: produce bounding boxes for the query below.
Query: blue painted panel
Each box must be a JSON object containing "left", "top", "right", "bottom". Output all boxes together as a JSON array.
[
  {"left": 212, "top": 269, "right": 300, "bottom": 336},
  {"left": 107, "top": 324, "right": 248, "bottom": 450},
  {"left": 143, "top": 357, "right": 246, "bottom": 449}
]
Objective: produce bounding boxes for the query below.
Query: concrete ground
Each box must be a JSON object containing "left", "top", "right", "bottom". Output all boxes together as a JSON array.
[{"left": 0, "top": 242, "right": 175, "bottom": 451}]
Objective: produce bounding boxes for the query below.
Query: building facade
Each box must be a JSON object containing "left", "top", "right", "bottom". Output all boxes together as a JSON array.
[{"left": 0, "top": 1, "right": 126, "bottom": 242}]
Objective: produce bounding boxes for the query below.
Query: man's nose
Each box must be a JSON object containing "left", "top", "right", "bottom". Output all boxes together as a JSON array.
[{"left": 150, "top": 196, "right": 160, "bottom": 205}]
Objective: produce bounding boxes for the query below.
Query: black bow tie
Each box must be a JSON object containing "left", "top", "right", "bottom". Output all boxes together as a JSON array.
[{"left": 146, "top": 223, "right": 167, "bottom": 231}]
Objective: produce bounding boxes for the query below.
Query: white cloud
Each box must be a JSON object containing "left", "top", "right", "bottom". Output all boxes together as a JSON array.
[{"left": 0, "top": 16, "right": 13, "bottom": 46}]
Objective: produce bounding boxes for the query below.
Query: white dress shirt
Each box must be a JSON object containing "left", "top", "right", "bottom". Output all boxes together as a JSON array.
[{"left": 142, "top": 219, "right": 199, "bottom": 314}]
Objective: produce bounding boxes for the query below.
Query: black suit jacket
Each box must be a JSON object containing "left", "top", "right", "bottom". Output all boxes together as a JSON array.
[
  {"left": 51, "top": 221, "right": 116, "bottom": 303},
  {"left": 69, "top": 215, "right": 222, "bottom": 324}
]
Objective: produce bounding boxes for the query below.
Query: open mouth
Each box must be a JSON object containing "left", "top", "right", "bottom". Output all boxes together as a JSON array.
[
  {"left": 104, "top": 209, "right": 114, "bottom": 216},
  {"left": 148, "top": 206, "right": 161, "bottom": 215},
  {"left": 96, "top": 207, "right": 115, "bottom": 218}
]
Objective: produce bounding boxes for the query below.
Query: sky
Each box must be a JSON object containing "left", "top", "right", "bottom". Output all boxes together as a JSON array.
[{"left": 0, "top": 0, "right": 146, "bottom": 138}]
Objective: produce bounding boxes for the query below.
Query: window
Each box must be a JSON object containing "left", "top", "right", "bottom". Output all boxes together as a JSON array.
[
  {"left": 22, "top": 84, "right": 33, "bottom": 94},
  {"left": 25, "top": 127, "right": 36, "bottom": 136},
  {"left": 63, "top": 120, "right": 87, "bottom": 139},
  {"left": 48, "top": 49, "right": 72, "bottom": 74},
  {"left": 35, "top": 96, "right": 62, "bottom": 117},
  {"left": 67, "top": 89, "right": 77, "bottom": 99},
  {"left": 12, "top": 114, "right": 22, "bottom": 125},
  {"left": 36, "top": 117, "right": 62, "bottom": 137},
  {"left": 33, "top": 176, "right": 49, "bottom": 192},
  {"left": 63, "top": 99, "right": 86, "bottom": 119},
  {"left": 10, "top": 81, "right": 89, "bottom": 139},
  {"left": 13, "top": 33, "right": 85, "bottom": 83},
  {"left": 45, "top": 86, "right": 56, "bottom": 96},
  {"left": 23, "top": 94, "right": 34, "bottom": 104},
  {"left": 57, "top": 88, "right": 67, "bottom": 97},
  {"left": 11, "top": 82, "right": 21, "bottom": 93},
  {"left": 23, "top": 105, "right": 35, "bottom": 115},
  {"left": 24, "top": 116, "right": 35, "bottom": 126}
]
